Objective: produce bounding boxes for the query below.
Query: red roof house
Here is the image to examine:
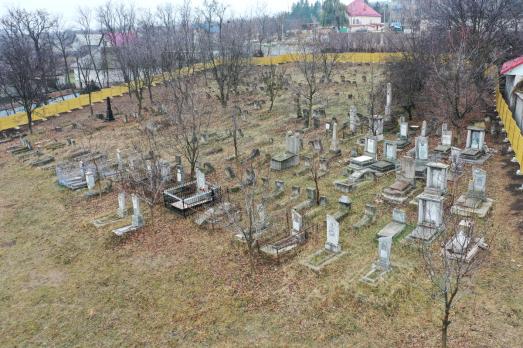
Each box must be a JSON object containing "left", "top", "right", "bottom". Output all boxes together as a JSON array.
[
  {"left": 345, "top": 0, "right": 383, "bottom": 32},
  {"left": 346, "top": 0, "right": 382, "bottom": 18},
  {"left": 501, "top": 56, "right": 523, "bottom": 75}
]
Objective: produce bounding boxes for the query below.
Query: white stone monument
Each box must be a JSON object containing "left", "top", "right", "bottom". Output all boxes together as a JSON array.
[
  {"left": 85, "top": 171, "right": 95, "bottom": 191},
  {"left": 196, "top": 168, "right": 206, "bottom": 191},
  {"left": 378, "top": 236, "right": 392, "bottom": 270},
  {"left": 131, "top": 194, "right": 144, "bottom": 227},
  {"left": 292, "top": 209, "right": 302, "bottom": 234},
  {"left": 117, "top": 192, "right": 126, "bottom": 218},
  {"left": 325, "top": 214, "right": 341, "bottom": 253}
]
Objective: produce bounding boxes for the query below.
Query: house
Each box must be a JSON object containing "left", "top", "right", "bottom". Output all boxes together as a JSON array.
[
  {"left": 501, "top": 56, "right": 523, "bottom": 129},
  {"left": 345, "top": 0, "right": 383, "bottom": 32}
]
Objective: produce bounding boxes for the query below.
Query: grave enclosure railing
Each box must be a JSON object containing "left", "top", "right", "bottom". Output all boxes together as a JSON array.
[
  {"left": 496, "top": 87, "right": 523, "bottom": 172},
  {"left": 0, "top": 52, "right": 401, "bottom": 132}
]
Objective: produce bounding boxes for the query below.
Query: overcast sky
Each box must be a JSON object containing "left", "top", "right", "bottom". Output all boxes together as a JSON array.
[{"left": 1, "top": 0, "right": 296, "bottom": 26}]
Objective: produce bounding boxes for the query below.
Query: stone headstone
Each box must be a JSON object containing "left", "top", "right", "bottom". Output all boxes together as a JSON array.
[
  {"left": 117, "top": 192, "right": 126, "bottom": 217},
  {"left": 384, "top": 141, "right": 397, "bottom": 162},
  {"left": 319, "top": 196, "right": 328, "bottom": 206},
  {"left": 330, "top": 121, "right": 340, "bottom": 153},
  {"left": 385, "top": 82, "right": 392, "bottom": 122},
  {"left": 286, "top": 132, "right": 300, "bottom": 155},
  {"left": 416, "top": 137, "right": 429, "bottom": 161},
  {"left": 225, "top": 166, "right": 236, "bottom": 179},
  {"left": 426, "top": 162, "right": 449, "bottom": 193},
  {"left": 325, "top": 214, "right": 341, "bottom": 253},
  {"left": 131, "top": 194, "right": 144, "bottom": 227},
  {"left": 392, "top": 208, "right": 406, "bottom": 224},
  {"left": 292, "top": 186, "right": 301, "bottom": 197},
  {"left": 399, "top": 156, "right": 416, "bottom": 181},
  {"left": 292, "top": 209, "right": 302, "bottom": 233},
  {"left": 365, "top": 137, "right": 378, "bottom": 158},
  {"left": 275, "top": 180, "right": 285, "bottom": 191},
  {"left": 378, "top": 236, "right": 392, "bottom": 271},
  {"left": 349, "top": 105, "right": 358, "bottom": 133},
  {"left": 176, "top": 166, "right": 185, "bottom": 184},
  {"left": 421, "top": 121, "right": 427, "bottom": 137},
  {"left": 471, "top": 168, "right": 487, "bottom": 194},
  {"left": 196, "top": 168, "right": 206, "bottom": 191},
  {"left": 338, "top": 195, "right": 352, "bottom": 209},
  {"left": 400, "top": 122, "right": 408, "bottom": 138},
  {"left": 306, "top": 187, "right": 317, "bottom": 202},
  {"left": 441, "top": 130, "right": 452, "bottom": 146},
  {"left": 160, "top": 161, "right": 172, "bottom": 181},
  {"left": 86, "top": 171, "right": 95, "bottom": 191}
]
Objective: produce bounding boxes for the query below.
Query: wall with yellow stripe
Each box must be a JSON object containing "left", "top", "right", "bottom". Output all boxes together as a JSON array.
[
  {"left": 497, "top": 88, "right": 523, "bottom": 171},
  {"left": 0, "top": 52, "right": 401, "bottom": 132}
]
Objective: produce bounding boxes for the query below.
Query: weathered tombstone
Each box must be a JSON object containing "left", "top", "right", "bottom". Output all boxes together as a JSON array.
[
  {"left": 275, "top": 180, "right": 285, "bottom": 191},
  {"left": 319, "top": 196, "right": 328, "bottom": 206},
  {"left": 415, "top": 136, "right": 429, "bottom": 162},
  {"left": 325, "top": 215, "right": 341, "bottom": 253},
  {"left": 319, "top": 157, "right": 328, "bottom": 172},
  {"left": 369, "top": 115, "right": 384, "bottom": 141},
  {"left": 176, "top": 166, "right": 185, "bottom": 184},
  {"left": 306, "top": 187, "right": 317, "bottom": 203},
  {"left": 384, "top": 141, "right": 397, "bottom": 162},
  {"left": 384, "top": 82, "right": 392, "bottom": 122},
  {"left": 425, "top": 162, "right": 449, "bottom": 195},
  {"left": 330, "top": 120, "right": 340, "bottom": 154},
  {"left": 365, "top": 137, "right": 378, "bottom": 159},
  {"left": 131, "top": 194, "right": 144, "bottom": 227},
  {"left": 160, "top": 161, "right": 172, "bottom": 181},
  {"left": 378, "top": 236, "right": 392, "bottom": 271},
  {"left": 175, "top": 155, "right": 182, "bottom": 166},
  {"left": 291, "top": 186, "right": 301, "bottom": 197},
  {"left": 421, "top": 120, "right": 427, "bottom": 137},
  {"left": 349, "top": 105, "right": 358, "bottom": 133},
  {"left": 292, "top": 209, "right": 303, "bottom": 233},
  {"left": 312, "top": 116, "right": 320, "bottom": 129},
  {"left": 86, "top": 171, "right": 96, "bottom": 192},
  {"left": 407, "top": 192, "right": 445, "bottom": 242},
  {"left": 117, "top": 192, "right": 127, "bottom": 218},
  {"left": 196, "top": 168, "right": 206, "bottom": 191}
]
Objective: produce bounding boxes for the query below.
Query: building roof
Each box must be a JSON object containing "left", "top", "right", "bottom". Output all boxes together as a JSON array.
[
  {"left": 501, "top": 56, "right": 523, "bottom": 75},
  {"left": 346, "top": 0, "right": 382, "bottom": 18}
]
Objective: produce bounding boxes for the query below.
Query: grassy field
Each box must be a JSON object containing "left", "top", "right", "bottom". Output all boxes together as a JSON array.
[{"left": 1, "top": 63, "right": 522, "bottom": 347}]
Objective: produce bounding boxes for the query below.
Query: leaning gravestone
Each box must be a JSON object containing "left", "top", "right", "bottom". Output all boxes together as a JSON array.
[{"left": 378, "top": 236, "right": 392, "bottom": 271}]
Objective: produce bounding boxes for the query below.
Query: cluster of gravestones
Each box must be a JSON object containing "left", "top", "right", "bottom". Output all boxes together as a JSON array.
[{"left": 6, "top": 136, "right": 59, "bottom": 169}]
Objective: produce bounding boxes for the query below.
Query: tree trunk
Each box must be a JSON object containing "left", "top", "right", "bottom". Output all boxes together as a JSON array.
[
  {"left": 27, "top": 110, "right": 33, "bottom": 134},
  {"left": 441, "top": 309, "right": 451, "bottom": 348},
  {"left": 148, "top": 85, "right": 153, "bottom": 103},
  {"left": 269, "top": 96, "right": 275, "bottom": 112},
  {"left": 88, "top": 92, "right": 93, "bottom": 117}
]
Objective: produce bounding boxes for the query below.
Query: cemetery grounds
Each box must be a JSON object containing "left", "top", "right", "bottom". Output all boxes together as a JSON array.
[{"left": 1, "top": 63, "right": 522, "bottom": 347}]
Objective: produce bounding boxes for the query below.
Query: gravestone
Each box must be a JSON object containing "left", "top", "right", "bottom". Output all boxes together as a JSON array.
[
  {"left": 292, "top": 209, "right": 303, "bottom": 233},
  {"left": 275, "top": 180, "right": 285, "bottom": 191},
  {"left": 349, "top": 105, "right": 358, "bottom": 133},
  {"left": 86, "top": 171, "right": 95, "bottom": 192},
  {"left": 196, "top": 168, "right": 206, "bottom": 191},
  {"left": 421, "top": 120, "right": 427, "bottom": 137},
  {"left": 397, "top": 121, "right": 410, "bottom": 148},
  {"left": 306, "top": 187, "right": 317, "bottom": 203},
  {"left": 425, "top": 162, "right": 449, "bottom": 195},
  {"left": 325, "top": 215, "right": 341, "bottom": 253},
  {"left": 292, "top": 186, "right": 301, "bottom": 197},
  {"left": 176, "top": 166, "right": 185, "bottom": 184},
  {"left": 319, "top": 196, "right": 328, "bottom": 206},
  {"left": 377, "top": 208, "right": 407, "bottom": 239},
  {"left": 384, "top": 82, "right": 392, "bottom": 122},
  {"left": 117, "top": 191, "right": 127, "bottom": 218},
  {"left": 435, "top": 130, "right": 453, "bottom": 154},
  {"left": 160, "top": 161, "right": 172, "bottom": 181},
  {"left": 451, "top": 168, "right": 493, "bottom": 217},
  {"left": 369, "top": 115, "right": 384, "bottom": 141},
  {"left": 384, "top": 141, "right": 397, "bottom": 162},
  {"left": 329, "top": 120, "right": 340, "bottom": 154},
  {"left": 378, "top": 236, "right": 392, "bottom": 271},
  {"left": 131, "top": 194, "right": 144, "bottom": 227},
  {"left": 407, "top": 192, "right": 445, "bottom": 242},
  {"left": 462, "top": 126, "right": 488, "bottom": 163}
]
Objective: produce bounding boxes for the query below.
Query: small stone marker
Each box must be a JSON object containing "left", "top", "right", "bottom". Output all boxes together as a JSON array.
[
  {"left": 196, "top": 168, "right": 206, "bottom": 191},
  {"left": 292, "top": 209, "right": 302, "bottom": 233},
  {"left": 131, "top": 194, "right": 144, "bottom": 227},
  {"left": 325, "top": 214, "right": 341, "bottom": 253},
  {"left": 378, "top": 236, "right": 392, "bottom": 270},
  {"left": 117, "top": 192, "right": 126, "bottom": 218},
  {"left": 86, "top": 171, "right": 95, "bottom": 191}
]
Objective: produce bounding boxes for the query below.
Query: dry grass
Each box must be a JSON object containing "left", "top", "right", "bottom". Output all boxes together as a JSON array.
[{"left": 0, "top": 63, "right": 522, "bottom": 347}]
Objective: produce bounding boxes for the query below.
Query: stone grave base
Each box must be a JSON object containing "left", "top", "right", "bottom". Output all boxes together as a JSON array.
[
  {"left": 377, "top": 221, "right": 406, "bottom": 239},
  {"left": 301, "top": 249, "right": 347, "bottom": 272},
  {"left": 360, "top": 263, "right": 391, "bottom": 286},
  {"left": 406, "top": 224, "right": 445, "bottom": 243},
  {"left": 113, "top": 224, "right": 142, "bottom": 236},
  {"left": 460, "top": 152, "right": 491, "bottom": 165},
  {"left": 92, "top": 210, "right": 131, "bottom": 228},
  {"left": 451, "top": 198, "right": 493, "bottom": 218}
]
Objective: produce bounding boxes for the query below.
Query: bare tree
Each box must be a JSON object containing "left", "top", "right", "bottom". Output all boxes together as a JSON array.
[
  {"left": 420, "top": 209, "right": 491, "bottom": 348},
  {"left": 316, "top": 33, "right": 339, "bottom": 83},
  {"left": 293, "top": 36, "right": 321, "bottom": 128},
  {"left": 199, "top": 0, "right": 251, "bottom": 108},
  {"left": 261, "top": 59, "right": 286, "bottom": 112},
  {"left": 0, "top": 10, "right": 52, "bottom": 134},
  {"left": 162, "top": 76, "right": 211, "bottom": 178},
  {"left": 53, "top": 21, "right": 77, "bottom": 97},
  {"left": 309, "top": 152, "right": 321, "bottom": 205}
]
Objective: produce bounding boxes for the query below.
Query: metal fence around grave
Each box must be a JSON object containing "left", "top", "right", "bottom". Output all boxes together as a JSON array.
[{"left": 163, "top": 180, "right": 222, "bottom": 218}]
